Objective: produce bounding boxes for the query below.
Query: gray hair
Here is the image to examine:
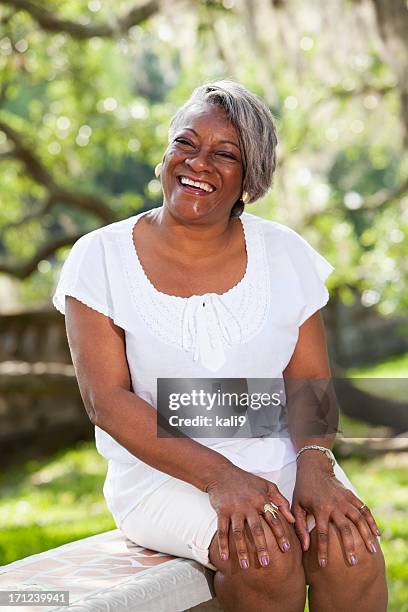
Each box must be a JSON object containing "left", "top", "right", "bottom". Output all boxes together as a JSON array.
[{"left": 168, "top": 79, "right": 278, "bottom": 216}]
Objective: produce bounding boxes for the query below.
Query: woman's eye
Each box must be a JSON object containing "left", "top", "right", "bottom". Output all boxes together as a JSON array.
[
  {"left": 175, "top": 138, "right": 192, "bottom": 146},
  {"left": 174, "top": 139, "right": 236, "bottom": 160}
]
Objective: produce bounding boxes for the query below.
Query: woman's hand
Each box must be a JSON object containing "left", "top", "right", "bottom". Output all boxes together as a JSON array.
[
  {"left": 292, "top": 452, "right": 381, "bottom": 567},
  {"left": 205, "top": 465, "right": 295, "bottom": 569}
]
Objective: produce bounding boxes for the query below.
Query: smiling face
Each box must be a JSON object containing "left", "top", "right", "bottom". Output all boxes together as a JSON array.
[{"left": 161, "top": 102, "right": 244, "bottom": 221}]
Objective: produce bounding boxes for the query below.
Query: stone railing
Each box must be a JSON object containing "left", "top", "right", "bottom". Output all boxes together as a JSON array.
[
  {"left": 0, "top": 308, "right": 92, "bottom": 467},
  {"left": 0, "top": 308, "right": 71, "bottom": 364}
]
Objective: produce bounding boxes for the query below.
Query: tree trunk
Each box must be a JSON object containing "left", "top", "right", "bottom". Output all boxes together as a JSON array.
[
  {"left": 334, "top": 377, "right": 408, "bottom": 434},
  {"left": 371, "top": 0, "right": 408, "bottom": 145}
]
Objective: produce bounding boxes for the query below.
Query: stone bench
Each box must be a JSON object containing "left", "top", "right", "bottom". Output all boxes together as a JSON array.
[{"left": 0, "top": 529, "right": 222, "bottom": 611}]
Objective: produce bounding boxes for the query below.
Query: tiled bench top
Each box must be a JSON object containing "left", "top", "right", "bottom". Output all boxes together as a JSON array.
[{"left": 0, "top": 529, "right": 222, "bottom": 612}]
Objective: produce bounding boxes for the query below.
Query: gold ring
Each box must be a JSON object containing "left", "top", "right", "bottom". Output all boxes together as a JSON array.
[
  {"left": 263, "top": 502, "right": 279, "bottom": 520},
  {"left": 359, "top": 503, "right": 367, "bottom": 512}
]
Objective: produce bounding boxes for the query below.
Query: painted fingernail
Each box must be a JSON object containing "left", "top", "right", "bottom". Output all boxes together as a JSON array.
[
  {"left": 261, "top": 555, "right": 269, "bottom": 566},
  {"left": 350, "top": 554, "right": 358, "bottom": 566},
  {"left": 220, "top": 552, "right": 228, "bottom": 561},
  {"left": 319, "top": 558, "right": 327, "bottom": 568},
  {"left": 282, "top": 541, "right": 290, "bottom": 552},
  {"left": 369, "top": 542, "right": 377, "bottom": 554},
  {"left": 241, "top": 559, "right": 249, "bottom": 569}
]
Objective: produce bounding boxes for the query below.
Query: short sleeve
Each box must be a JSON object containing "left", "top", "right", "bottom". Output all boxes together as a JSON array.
[
  {"left": 52, "top": 230, "right": 114, "bottom": 318},
  {"left": 284, "top": 229, "right": 334, "bottom": 327}
]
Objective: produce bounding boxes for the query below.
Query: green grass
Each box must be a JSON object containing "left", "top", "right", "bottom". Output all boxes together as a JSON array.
[
  {"left": 340, "top": 453, "right": 408, "bottom": 611},
  {"left": 0, "top": 442, "right": 115, "bottom": 566},
  {"left": 341, "top": 352, "right": 408, "bottom": 610},
  {"left": 345, "top": 351, "right": 408, "bottom": 407},
  {"left": 347, "top": 351, "right": 408, "bottom": 378}
]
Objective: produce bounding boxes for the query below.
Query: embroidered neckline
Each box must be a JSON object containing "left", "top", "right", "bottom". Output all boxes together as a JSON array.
[
  {"left": 127, "top": 208, "right": 250, "bottom": 302},
  {"left": 118, "top": 209, "right": 271, "bottom": 368}
]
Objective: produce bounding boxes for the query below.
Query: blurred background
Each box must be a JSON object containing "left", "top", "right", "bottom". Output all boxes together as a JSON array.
[{"left": 0, "top": 0, "right": 406, "bottom": 609}]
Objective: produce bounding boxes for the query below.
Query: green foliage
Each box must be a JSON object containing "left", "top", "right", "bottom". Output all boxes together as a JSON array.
[
  {"left": 0, "top": 0, "right": 406, "bottom": 315},
  {"left": 347, "top": 351, "right": 408, "bottom": 378}
]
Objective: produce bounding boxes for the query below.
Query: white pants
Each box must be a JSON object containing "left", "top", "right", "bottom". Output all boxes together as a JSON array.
[{"left": 121, "top": 460, "right": 357, "bottom": 571}]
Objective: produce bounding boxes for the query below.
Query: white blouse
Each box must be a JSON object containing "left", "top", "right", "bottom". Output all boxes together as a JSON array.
[{"left": 52, "top": 208, "right": 334, "bottom": 527}]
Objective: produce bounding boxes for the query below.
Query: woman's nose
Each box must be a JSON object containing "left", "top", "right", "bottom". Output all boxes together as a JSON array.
[{"left": 185, "top": 150, "right": 212, "bottom": 171}]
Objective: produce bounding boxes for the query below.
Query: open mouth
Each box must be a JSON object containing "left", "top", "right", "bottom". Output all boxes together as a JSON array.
[{"left": 177, "top": 176, "right": 215, "bottom": 196}]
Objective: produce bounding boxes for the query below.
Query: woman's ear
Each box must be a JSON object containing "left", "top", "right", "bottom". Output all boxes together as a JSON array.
[{"left": 154, "top": 154, "right": 167, "bottom": 178}]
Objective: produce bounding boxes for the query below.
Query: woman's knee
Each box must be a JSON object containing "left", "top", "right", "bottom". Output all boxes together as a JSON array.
[
  {"left": 210, "top": 516, "right": 305, "bottom": 593},
  {"left": 304, "top": 522, "right": 387, "bottom": 592}
]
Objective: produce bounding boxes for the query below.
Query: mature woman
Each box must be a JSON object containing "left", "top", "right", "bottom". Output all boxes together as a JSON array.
[{"left": 53, "top": 80, "right": 387, "bottom": 611}]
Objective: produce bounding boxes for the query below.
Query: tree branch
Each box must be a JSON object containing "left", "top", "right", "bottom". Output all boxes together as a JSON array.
[
  {"left": 2, "top": 194, "right": 56, "bottom": 230},
  {"left": 0, "top": 231, "right": 86, "bottom": 278},
  {"left": 0, "top": 80, "right": 9, "bottom": 106},
  {"left": 278, "top": 83, "right": 395, "bottom": 168},
  {"left": 360, "top": 176, "right": 408, "bottom": 211},
  {"left": 52, "top": 186, "right": 117, "bottom": 222},
  {"left": 0, "top": 0, "right": 159, "bottom": 39},
  {"left": 303, "top": 177, "right": 408, "bottom": 226},
  {"left": 370, "top": 0, "right": 408, "bottom": 145},
  {"left": 330, "top": 83, "right": 394, "bottom": 99},
  {"left": 0, "top": 117, "right": 116, "bottom": 223},
  {"left": 0, "top": 118, "right": 53, "bottom": 186}
]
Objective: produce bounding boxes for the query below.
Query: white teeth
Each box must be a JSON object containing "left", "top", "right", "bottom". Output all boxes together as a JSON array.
[{"left": 179, "top": 176, "right": 214, "bottom": 192}]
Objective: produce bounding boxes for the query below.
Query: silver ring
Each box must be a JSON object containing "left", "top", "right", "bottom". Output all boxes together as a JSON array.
[
  {"left": 263, "top": 502, "right": 279, "bottom": 520},
  {"left": 359, "top": 503, "right": 368, "bottom": 512}
]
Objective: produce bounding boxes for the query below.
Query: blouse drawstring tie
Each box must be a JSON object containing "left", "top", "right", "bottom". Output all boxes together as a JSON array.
[{"left": 181, "top": 294, "right": 242, "bottom": 371}]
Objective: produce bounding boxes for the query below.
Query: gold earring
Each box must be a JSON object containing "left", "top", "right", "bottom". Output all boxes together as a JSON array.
[
  {"left": 242, "top": 191, "right": 249, "bottom": 204},
  {"left": 154, "top": 162, "right": 163, "bottom": 178}
]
